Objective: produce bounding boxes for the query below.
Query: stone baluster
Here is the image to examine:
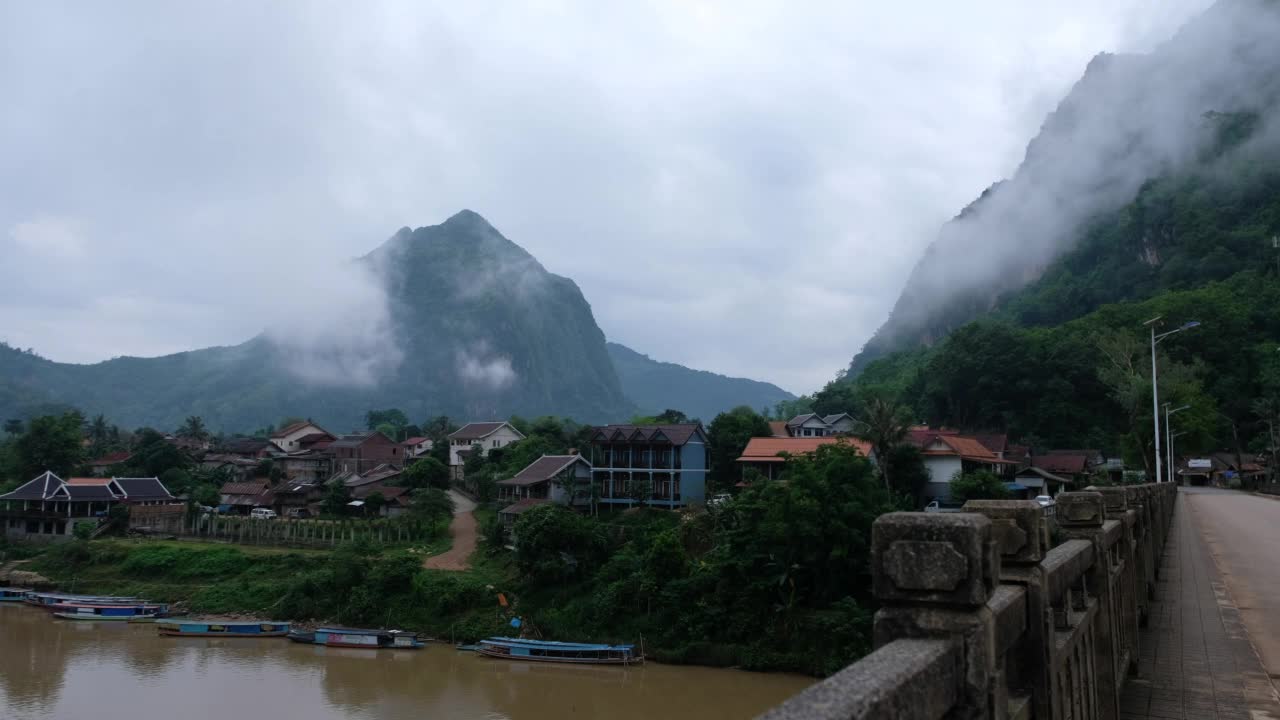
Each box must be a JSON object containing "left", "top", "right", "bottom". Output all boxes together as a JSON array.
[
  {"left": 1058, "top": 491, "right": 1125, "bottom": 720},
  {"left": 961, "top": 499, "right": 1049, "bottom": 718},
  {"left": 872, "top": 512, "right": 1001, "bottom": 720}
]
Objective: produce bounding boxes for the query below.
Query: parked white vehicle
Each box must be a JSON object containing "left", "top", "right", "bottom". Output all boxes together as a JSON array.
[
  {"left": 1035, "top": 495, "right": 1056, "bottom": 518},
  {"left": 924, "top": 500, "right": 963, "bottom": 513},
  {"left": 250, "top": 508, "right": 278, "bottom": 520},
  {"left": 708, "top": 493, "right": 732, "bottom": 508}
]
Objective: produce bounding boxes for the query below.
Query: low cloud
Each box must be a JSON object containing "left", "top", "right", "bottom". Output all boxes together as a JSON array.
[{"left": 456, "top": 342, "right": 517, "bottom": 391}]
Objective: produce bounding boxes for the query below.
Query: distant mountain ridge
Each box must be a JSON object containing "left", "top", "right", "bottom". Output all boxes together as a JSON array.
[
  {"left": 0, "top": 211, "right": 786, "bottom": 431},
  {"left": 606, "top": 342, "right": 795, "bottom": 422}
]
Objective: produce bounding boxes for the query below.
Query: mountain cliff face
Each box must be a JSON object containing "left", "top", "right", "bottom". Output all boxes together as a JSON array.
[
  {"left": 849, "top": 0, "right": 1280, "bottom": 374},
  {"left": 0, "top": 211, "right": 797, "bottom": 431},
  {"left": 0, "top": 212, "right": 632, "bottom": 430},
  {"left": 606, "top": 342, "right": 795, "bottom": 421}
]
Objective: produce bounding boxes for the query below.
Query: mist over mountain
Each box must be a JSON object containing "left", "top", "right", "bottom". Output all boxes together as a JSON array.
[
  {"left": 0, "top": 211, "right": 783, "bottom": 432},
  {"left": 848, "top": 0, "right": 1280, "bottom": 375}
]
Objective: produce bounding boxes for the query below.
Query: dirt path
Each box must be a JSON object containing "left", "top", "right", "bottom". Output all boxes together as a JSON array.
[{"left": 423, "top": 490, "right": 478, "bottom": 571}]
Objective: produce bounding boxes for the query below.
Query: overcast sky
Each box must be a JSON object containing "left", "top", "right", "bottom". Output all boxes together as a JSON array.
[{"left": 0, "top": 0, "right": 1215, "bottom": 395}]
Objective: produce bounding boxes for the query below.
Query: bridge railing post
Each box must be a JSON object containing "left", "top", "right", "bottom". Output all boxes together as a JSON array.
[
  {"left": 1057, "top": 491, "right": 1125, "bottom": 720},
  {"left": 871, "top": 512, "right": 1001, "bottom": 719},
  {"left": 961, "top": 499, "right": 1048, "bottom": 718}
]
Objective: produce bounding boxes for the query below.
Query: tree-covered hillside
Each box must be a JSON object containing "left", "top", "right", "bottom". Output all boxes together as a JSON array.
[
  {"left": 606, "top": 342, "right": 794, "bottom": 422},
  {"left": 821, "top": 113, "right": 1280, "bottom": 471}
]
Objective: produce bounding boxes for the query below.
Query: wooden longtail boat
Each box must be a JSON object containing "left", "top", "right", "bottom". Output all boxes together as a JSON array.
[
  {"left": 158, "top": 620, "right": 291, "bottom": 637},
  {"left": 24, "top": 591, "right": 141, "bottom": 609},
  {"left": 476, "top": 637, "right": 642, "bottom": 665},
  {"left": 0, "top": 587, "right": 32, "bottom": 602},
  {"left": 51, "top": 602, "right": 167, "bottom": 621},
  {"left": 287, "top": 627, "right": 424, "bottom": 649}
]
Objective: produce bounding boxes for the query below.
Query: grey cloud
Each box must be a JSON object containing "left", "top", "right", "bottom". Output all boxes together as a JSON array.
[{"left": 0, "top": 0, "right": 1216, "bottom": 395}]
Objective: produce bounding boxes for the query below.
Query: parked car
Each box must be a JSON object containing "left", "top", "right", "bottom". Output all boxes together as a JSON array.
[
  {"left": 924, "top": 500, "right": 963, "bottom": 513},
  {"left": 286, "top": 508, "right": 311, "bottom": 519},
  {"left": 707, "top": 493, "right": 732, "bottom": 508},
  {"left": 1035, "top": 495, "right": 1056, "bottom": 518},
  {"left": 250, "top": 508, "right": 278, "bottom": 520}
]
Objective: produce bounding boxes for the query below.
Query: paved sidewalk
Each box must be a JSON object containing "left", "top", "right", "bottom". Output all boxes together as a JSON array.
[{"left": 1120, "top": 491, "right": 1280, "bottom": 720}]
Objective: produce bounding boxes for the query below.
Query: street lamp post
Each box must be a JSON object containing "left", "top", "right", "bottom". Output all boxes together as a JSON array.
[
  {"left": 1167, "top": 404, "right": 1192, "bottom": 481},
  {"left": 1144, "top": 317, "right": 1201, "bottom": 483}
]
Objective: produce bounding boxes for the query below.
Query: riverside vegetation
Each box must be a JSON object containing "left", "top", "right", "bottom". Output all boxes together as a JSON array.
[{"left": 11, "top": 442, "right": 900, "bottom": 677}]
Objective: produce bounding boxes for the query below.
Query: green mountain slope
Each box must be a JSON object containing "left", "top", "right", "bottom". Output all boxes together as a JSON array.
[
  {"left": 606, "top": 342, "right": 795, "bottom": 421},
  {"left": 825, "top": 0, "right": 1280, "bottom": 466},
  {"left": 850, "top": 0, "right": 1280, "bottom": 374}
]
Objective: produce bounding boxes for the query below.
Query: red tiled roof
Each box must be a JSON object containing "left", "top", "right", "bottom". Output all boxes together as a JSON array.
[
  {"left": 402, "top": 437, "right": 429, "bottom": 446},
  {"left": 972, "top": 434, "right": 1008, "bottom": 455},
  {"left": 1031, "top": 454, "right": 1089, "bottom": 474},
  {"left": 768, "top": 421, "right": 790, "bottom": 438},
  {"left": 906, "top": 427, "right": 960, "bottom": 447},
  {"left": 91, "top": 451, "right": 132, "bottom": 465},
  {"left": 922, "top": 435, "right": 1018, "bottom": 464},
  {"left": 737, "top": 436, "right": 872, "bottom": 463},
  {"left": 67, "top": 477, "right": 112, "bottom": 486},
  {"left": 498, "top": 498, "right": 552, "bottom": 516}
]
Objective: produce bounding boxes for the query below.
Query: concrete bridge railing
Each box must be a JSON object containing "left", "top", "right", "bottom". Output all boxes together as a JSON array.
[{"left": 759, "top": 482, "right": 1176, "bottom": 720}]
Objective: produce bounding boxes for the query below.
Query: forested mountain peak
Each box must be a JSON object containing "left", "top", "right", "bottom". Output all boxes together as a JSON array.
[{"left": 849, "top": 0, "right": 1280, "bottom": 375}]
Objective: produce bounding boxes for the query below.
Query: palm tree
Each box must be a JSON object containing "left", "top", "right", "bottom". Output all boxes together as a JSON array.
[
  {"left": 88, "top": 414, "right": 110, "bottom": 449},
  {"left": 857, "top": 397, "right": 912, "bottom": 492},
  {"left": 178, "top": 416, "right": 210, "bottom": 442}
]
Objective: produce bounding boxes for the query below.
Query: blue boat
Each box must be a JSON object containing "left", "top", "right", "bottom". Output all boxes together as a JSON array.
[
  {"left": 51, "top": 601, "right": 168, "bottom": 621},
  {"left": 477, "top": 637, "right": 642, "bottom": 665},
  {"left": 158, "top": 620, "right": 290, "bottom": 637},
  {"left": 288, "top": 627, "right": 424, "bottom": 649},
  {"left": 0, "top": 587, "right": 31, "bottom": 602},
  {"left": 24, "top": 591, "right": 141, "bottom": 609}
]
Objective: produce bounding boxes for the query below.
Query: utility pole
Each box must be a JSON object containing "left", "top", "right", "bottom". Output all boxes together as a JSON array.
[{"left": 1144, "top": 317, "right": 1202, "bottom": 482}]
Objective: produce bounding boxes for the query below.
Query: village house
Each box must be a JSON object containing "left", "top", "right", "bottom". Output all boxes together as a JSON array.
[
  {"left": 497, "top": 454, "right": 591, "bottom": 521},
  {"left": 89, "top": 450, "right": 133, "bottom": 477},
  {"left": 1027, "top": 451, "right": 1098, "bottom": 487},
  {"left": 736, "top": 436, "right": 875, "bottom": 481},
  {"left": 1176, "top": 452, "right": 1267, "bottom": 487},
  {"left": 271, "top": 478, "right": 324, "bottom": 518},
  {"left": 277, "top": 449, "right": 334, "bottom": 485},
  {"left": 218, "top": 480, "right": 274, "bottom": 515},
  {"left": 269, "top": 421, "right": 335, "bottom": 454},
  {"left": 199, "top": 454, "right": 261, "bottom": 483},
  {"left": 401, "top": 437, "right": 434, "bottom": 462},
  {"left": 914, "top": 432, "right": 1018, "bottom": 502},
  {"left": 331, "top": 431, "right": 401, "bottom": 474},
  {"left": 588, "top": 423, "right": 708, "bottom": 508},
  {"left": 218, "top": 437, "right": 279, "bottom": 460},
  {"left": 0, "top": 472, "right": 174, "bottom": 541},
  {"left": 447, "top": 422, "right": 526, "bottom": 479},
  {"left": 1012, "top": 466, "right": 1073, "bottom": 498},
  {"left": 780, "top": 413, "right": 858, "bottom": 438}
]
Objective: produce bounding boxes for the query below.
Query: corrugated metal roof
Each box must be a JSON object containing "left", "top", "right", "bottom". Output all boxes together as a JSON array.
[
  {"left": 449, "top": 422, "right": 520, "bottom": 441},
  {"left": 590, "top": 424, "right": 705, "bottom": 446},
  {"left": 498, "top": 498, "right": 552, "bottom": 516},
  {"left": 498, "top": 455, "right": 586, "bottom": 486}
]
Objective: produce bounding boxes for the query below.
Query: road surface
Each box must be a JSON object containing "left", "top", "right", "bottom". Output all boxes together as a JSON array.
[
  {"left": 1184, "top": 486, "right": 1280, "bottom": 680},
  {"left": 423, "top": 490, "right": 478, "bottom": 571}
]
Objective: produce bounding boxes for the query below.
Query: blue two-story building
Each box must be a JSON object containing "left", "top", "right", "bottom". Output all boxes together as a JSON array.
[{"left": 586, "top": 424, "right": 708, "bottom": 508}]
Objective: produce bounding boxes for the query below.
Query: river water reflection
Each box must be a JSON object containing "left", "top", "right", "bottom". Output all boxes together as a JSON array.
[{"left": 0, "top": 605, "right": 811, "bottom": 719}]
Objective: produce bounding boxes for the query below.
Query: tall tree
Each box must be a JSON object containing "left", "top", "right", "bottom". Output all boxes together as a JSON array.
[
  {"left": 15, "top": 413, "right": 85, "bottom": 479},
  {"left": 707, "top": 406, "right": 772, "bottom": 489},
  {"left": 177, "top": 415, "right": 210, "bottom": 441},
  {"left": 3, "top": 419, "right": 23, "bottom": 437},
  {"left": 856, "top": 396, "right": 911, "bottom": 491}
]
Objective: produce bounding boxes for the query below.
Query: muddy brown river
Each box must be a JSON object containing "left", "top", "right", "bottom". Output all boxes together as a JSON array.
[{"left": 0, "top": 604, "right": 811, "bottom": 719}]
